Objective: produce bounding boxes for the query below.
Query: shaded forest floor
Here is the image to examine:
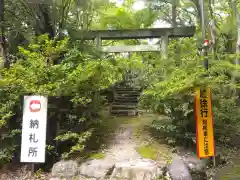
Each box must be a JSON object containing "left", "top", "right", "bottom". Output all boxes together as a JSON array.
[
  {"left": 1, "top": 113, "right": 240, "bottom": 179},
  {"left": 0, "top": 113, "right": 175, "bottom": 180},
  {"left": 92, "top": 113, "right": 175, "bottom": 164}
]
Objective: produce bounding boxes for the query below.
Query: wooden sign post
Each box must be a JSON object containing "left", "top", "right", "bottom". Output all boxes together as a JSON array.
[{"left": 20, "top": 96, "right": 48, "bottom": 176}]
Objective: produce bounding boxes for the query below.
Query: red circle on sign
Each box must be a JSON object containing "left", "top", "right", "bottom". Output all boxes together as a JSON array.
[{"left": 29, "top": 100, "right": 41, "bottom": 112}]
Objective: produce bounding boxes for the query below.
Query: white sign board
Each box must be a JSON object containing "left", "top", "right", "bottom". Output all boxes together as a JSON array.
[{"left": 20, "top": 96, "right": 48, "bottom": 163}]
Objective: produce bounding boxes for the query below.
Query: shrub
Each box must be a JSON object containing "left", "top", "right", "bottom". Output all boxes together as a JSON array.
[
  {"left": 139, "top": 38, "right": 240, "bottom": 148},
  {"left": 0, "top": 34, "right": 128, "bottom": 166}
]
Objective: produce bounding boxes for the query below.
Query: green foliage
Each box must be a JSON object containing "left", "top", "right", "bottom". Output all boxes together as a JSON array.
[
  {"left": 136, "top": 145, "right": 158, "bottom": 160},
  {"left": 56, "top": 130, "right": 93, "bottom": 159},
  {"left": 1, "top": 0, "right": 240, "bottom": 172},
  {"left": 88, "top": 152, "right": 105, "bottom": 160},
  {"left": 99, "top": 5, "right": 158, "bottom": 29},
  {"left": 140, "top": 38, "right": 240, "bottom": 148},
  {"left": 0, "top": 34, "right": 127, "bottom": 166},
  {"left": 34, "top": 168, "right": 44, "bottom": 180}
]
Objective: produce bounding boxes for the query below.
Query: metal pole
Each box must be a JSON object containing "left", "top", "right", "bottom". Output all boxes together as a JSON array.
[
  {"left": 31, "top": 163, "right": 35, "bottom": 177},
  {"left": 199, "top": 0, "right": 209, "bottom": 70},
  {"left": 200, "top": 0, "right": 216, "bottom": 167},
  {"left": 200, "top": 0, "right": 206, "bottom": 40}
]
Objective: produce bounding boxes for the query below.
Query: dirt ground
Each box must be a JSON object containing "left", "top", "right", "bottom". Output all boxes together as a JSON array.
[{"left": 0, "top": 113, "right": 172, "bottom": 180}]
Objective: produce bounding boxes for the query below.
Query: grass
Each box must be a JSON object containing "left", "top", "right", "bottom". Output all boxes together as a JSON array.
[
  {"left": 133, "top": 126, "right": 142, "bottom": 139},
  {"left": 218, "top": 165, "right": 240, "bottom": 180},
  {"left": 136, "top": 145, "right": 158, "bottom": 160},
  {"left": 132, "top": 114, "right": 173, "bottom": 162},
  {"left": 98, "top": 112, "right": 173, "bottom": 163},
  {"left": 88, "top": 152, "right": 105, "bottom": 160}
]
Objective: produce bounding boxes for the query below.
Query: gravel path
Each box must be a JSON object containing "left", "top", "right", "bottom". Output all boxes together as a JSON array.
[
  {"left": 103, "top": 124, "right": 141, "bottom": 162},
  {"left": 0, "top": 164, "right": 51, "bottom": 180},
  {"left": 0, "top": 114, "right": 169, "bottom": 180},
  {"left": 0, "top": 124, "right": 142, "bottom": 180}
]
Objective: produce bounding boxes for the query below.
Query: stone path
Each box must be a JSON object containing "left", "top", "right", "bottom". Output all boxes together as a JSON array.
[
  {"left": 104, "top": 125, "right": 141, "bottom": 162},
  {"left": 0, "top": 115, "right": 224, "bottom": 180},
  {"left": 76, "top": 123, "right": 165, "bottom": 179},
  {"left": 52, "top": 115, "right": 168, "bottom": 180},
  {"left": 51, "top": 114, "right": 208, "bottom": 180}
]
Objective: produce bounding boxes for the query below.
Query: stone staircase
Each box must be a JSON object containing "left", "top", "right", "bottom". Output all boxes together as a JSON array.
[{"left": 110, "top": 83, "right": 142, "bottom": 116}]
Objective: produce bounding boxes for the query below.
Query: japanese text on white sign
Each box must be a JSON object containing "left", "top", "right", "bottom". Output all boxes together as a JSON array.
[{"left": 20, "top": 96, "right": 48, "bottom": 163}]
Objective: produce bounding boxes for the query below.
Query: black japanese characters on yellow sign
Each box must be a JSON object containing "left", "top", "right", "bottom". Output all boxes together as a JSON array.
[{"left": 195, "top": 87, "right": 215, "bottom": 158}]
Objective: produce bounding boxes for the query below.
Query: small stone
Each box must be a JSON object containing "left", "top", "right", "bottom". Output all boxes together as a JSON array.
[
  {"left": 110, "top": 158, "right": 164, "bottom": 180},
  {"left": 182, "top": 155, "right": 208, "bottom": 180},
  {"left": 182, "top": 155, "right": 207, "bottom": 172},
  {"left": 78, "top": 175, "right": 97, "bottom": 180},
  {"left": 78, "top": 159, "right": 115, "bottom": 178},
  {"left": 51, "top": 160, "right": 78, "bottom": 178},
  {"left": 167, "top": 157, "right": 192, "bottom": 180}
]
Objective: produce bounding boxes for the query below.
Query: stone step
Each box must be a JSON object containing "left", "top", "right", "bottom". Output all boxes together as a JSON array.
[
  {"left": 115, "top": 91, "right": 140, "bottom": 95},
  {"left": 115, "top": 87, "right": 141, "bottom": 92},
  {"left": 112, "top": 82, "right": 141, "bottom": 117},
  {"left": 114, "top": 100, "right": 138, "bottom": 104},
  {"left": 115, "top": 90, "right": 141, "bottom": 96},
  {"left": 112, "top": 102, "right": 137, "bottom": 106},
  {"left": 114, "top": 98, "right": 139, "bottom": 103},
  {"left": 111, "top": 104, "right": 137, "bottom": 110},
  {"left": 111, "top": 109, "right": 138, "bottom": 116},
  {"left": 112, "top": 102, "right": 138, "bottom": 106},
  {"left": 115, "top": 95, "right": 139, "bottom": 99},
  {"left": 114, "top": 94, "right": 140, "bottom": 99}
]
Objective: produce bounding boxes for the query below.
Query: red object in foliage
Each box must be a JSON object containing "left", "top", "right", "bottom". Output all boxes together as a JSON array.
[
  {"left": 29, "top": 100, "right": 41, "bottom": 112},
  {"left": 203, "top": 39, "right": 209, "bottom": 46}
]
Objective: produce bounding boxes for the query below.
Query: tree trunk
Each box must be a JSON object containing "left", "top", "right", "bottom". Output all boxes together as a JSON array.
[
  {"left": 230, "top": 0, "right": 240, "bottom": 96},
  {"left": 235, "top": 7, "right": 240, "bottom": 66},
  {"left": 0, "top": 0, "right": 8, "bottom": 69},
  {"left": 29, "top": 2, "right": 55, "bottom": 38},
  {"left": 172, "top": 0, "right": 177, "bottom": 28},
  {"left": 209, "top": 0, "right": 217, "bottom": 59},
  {"left": 191, "top": 0, "right": 204, "bottom": 27}
]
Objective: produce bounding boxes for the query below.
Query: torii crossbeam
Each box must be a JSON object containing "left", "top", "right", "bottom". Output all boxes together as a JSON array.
[
  {"left": 77, "top": 26, "right": 195, "bottom": 53},
  {"left": 81, "top": 27, "right": 195, "bottom": 40}
]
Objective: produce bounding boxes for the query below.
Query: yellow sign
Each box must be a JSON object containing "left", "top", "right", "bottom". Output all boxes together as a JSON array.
[{"left": 195, "top": 87, "right": 215, "bottom": 158}]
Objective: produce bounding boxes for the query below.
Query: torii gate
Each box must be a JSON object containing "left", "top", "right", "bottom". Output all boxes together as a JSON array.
[
  {"left": 28, "top": 0, "right": 196, "bottom": 56},
  {"left": 78, "top": 26, "right": 195, "bottom": 86},
  {"left": 80, "top": 27, "right": 195, "bottom": 57},
  {"left": 78, "top": 26, "right": 196, "bottom": 117},
  {"left": 79, "top": 26, "right": 195, "bottom": 85}
]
